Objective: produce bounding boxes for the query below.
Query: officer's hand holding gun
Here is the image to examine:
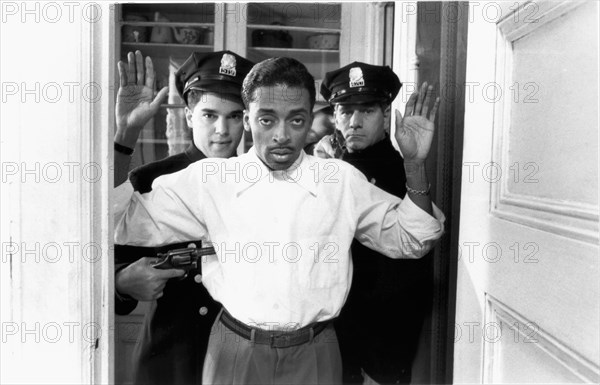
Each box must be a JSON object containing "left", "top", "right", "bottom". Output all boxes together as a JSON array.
[
  {"left": 115, "top": 246, "right": 216, "bottom": 301},
  {"left": 115, "top": 257, "right": 185, "bottom": 301}
]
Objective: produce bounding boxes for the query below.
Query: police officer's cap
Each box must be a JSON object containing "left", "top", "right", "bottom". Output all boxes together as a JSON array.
[
  {"left": 321, "top": 62, "right": 402, "bottom": 105},
  {"left": 176, "top": 51, "right": 255, "bottom": 104}
]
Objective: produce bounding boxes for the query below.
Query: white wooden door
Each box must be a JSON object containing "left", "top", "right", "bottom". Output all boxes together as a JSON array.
[
  {"left": 454, "top": 1, "right": 599, "bottom": 382},
  {"left": 0, "top": 2, "right": 113, "bottom": 383}
]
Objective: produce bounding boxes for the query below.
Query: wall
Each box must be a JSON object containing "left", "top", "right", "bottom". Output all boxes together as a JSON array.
[{"left": 0, "top": 2, "right": 113, "bottom": 383}]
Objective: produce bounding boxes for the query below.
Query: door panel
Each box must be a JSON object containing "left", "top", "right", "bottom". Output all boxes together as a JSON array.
[{"left": 455, "top": 1, "right": 599, "bottom": 383}]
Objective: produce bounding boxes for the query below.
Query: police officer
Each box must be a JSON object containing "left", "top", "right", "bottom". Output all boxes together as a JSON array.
[
  {"left": 113, "top": 50, "right": 254, "bottom": 385},
  {"left": 319, "top": 62, "right": 439, "bottom": 384}
]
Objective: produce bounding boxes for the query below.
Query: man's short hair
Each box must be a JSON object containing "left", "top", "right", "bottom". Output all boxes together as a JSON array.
[
  {"left": 242, "top": 57, "right": 316, "bottom": 110},
  {"left": 186, "top": 89, "right": 203, "bottom": 109}
]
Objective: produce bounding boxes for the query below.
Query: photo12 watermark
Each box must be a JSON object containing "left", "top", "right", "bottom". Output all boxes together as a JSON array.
[
  {"left": 2, "top": 82, "right": 103, "bottom": 104},
  {"left": 398, "top": 81, "right": 541, "bottom": 105},
  {"left": 1, "top": 2, "right": 103, "bottom": 24},
  {"left": 2, "top": 161, "right": 103, "bottom": 184},
  {"left": 199, "top": 159, "right": 341, "bottom": 185},
  {"left": 2, "top": 241, "right": 110, "bottom": 264},
  {"left": 204, "top": 241, "right": 341, "bottom": 264},
  {"left": 398, "top": 1, "right": 541, "bottom": 24},
  {"left": 213, "top": 2, "right": 340, "bottom": 25},
  {"left": 454, "top": 320, "right": 539, "bottom": 344},
  {"left": 1, "top": 321, "right": 101, "bottom": 344},
  {"left": 463, "top": 161, "right": 539, "bottom": 184},
  {"left": 458, "top": 241, "right": 539, "bottom": 264}
]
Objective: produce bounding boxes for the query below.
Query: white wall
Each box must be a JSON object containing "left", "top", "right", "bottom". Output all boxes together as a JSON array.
[{"left": 0, "top": 2, "right": 113, "bottom": 383}]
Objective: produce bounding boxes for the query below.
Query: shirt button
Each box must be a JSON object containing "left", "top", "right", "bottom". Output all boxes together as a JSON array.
[
  {"left": 199, "top": 307, "right": 208, "bottom": 316},
  {"left": 194, "top": 274, "right": 202, "bottom": 283}
]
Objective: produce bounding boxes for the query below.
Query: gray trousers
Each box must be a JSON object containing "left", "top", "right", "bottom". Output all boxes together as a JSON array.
[{"left": 202, "top": 314, "right": 342, "bottom": 385}]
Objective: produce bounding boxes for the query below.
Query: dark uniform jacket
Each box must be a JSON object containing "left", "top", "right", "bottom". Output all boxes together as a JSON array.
[
  {"left": 115, "top": 145, "right": 220, "bottom": 385},
  {"left": 334, "top": 137, "right": 433, "bottom": 384}
]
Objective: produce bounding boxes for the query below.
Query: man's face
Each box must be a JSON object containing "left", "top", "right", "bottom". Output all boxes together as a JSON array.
[
  {"left": 244, "top": 84, "right": 313, "bottom": 170},
  {"left": 335, "top": 103, "right": 389, "bottom": 152},
  {"left": 185, "top": 92, "right": 244, "bottom": 158}
]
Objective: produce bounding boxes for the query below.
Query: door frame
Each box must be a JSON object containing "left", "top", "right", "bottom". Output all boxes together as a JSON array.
[
  {"left": 88, "top": 3, "right": 116, "bottom": 383},
  {"left": 431, "top": 3, "right": 468, "bottom": 383},
  {"left": 397, "top": 2, "right": 469, "bottom": 382},
  {"left": 91, "top": 2, "right": 470, "bottom": 383}
]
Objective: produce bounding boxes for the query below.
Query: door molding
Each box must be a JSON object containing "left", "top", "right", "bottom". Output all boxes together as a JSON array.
[
  {"left": 484, "top": 294, "right": 600, "bottom": 383},
  {"left": 490, "top": 0, "right": 598, "bottom": 244}
]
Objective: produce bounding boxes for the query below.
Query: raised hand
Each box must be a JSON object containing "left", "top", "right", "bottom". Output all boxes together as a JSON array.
[
  {"left": 115, "top": 50, "right": 168, "bottom": 147},
  {"left": 394, "top": 82, "right": 440, "bottom": 165}
]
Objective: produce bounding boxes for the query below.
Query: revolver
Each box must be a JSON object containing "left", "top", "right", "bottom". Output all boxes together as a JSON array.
[
  {"left": 330, "top": 129, "right": 346, "bottom": 159},
  {"left": 152, "top": 246, "right": 216, "bottom": 279}
]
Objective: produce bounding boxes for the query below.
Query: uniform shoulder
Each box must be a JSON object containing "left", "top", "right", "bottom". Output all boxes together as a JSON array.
[{"left": 129, "top": 152, "right": 193, "bottom": 193}]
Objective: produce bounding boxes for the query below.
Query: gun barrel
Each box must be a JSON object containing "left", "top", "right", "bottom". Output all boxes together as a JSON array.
[{"left": 191, "top": 247, "right": 216, "bottom": 257}]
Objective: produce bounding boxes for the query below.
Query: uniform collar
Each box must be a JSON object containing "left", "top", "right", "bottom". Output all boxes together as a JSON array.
[
  {"left": 342, "top": 135, "right": 396, "bottom": 160},
  {"left": 184, "top": 144, "right": 207, "bottom": 162},
  {"left": 235, "top": 148, "right": 318, "bottom": 197}
]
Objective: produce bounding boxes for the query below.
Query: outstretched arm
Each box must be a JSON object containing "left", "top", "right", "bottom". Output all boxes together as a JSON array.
[
  {"left": 114, "top": 50, "right": 168, "bottom": 187},
  {"left": 395, "top": 82, "right": 440, "bottom": 215}
]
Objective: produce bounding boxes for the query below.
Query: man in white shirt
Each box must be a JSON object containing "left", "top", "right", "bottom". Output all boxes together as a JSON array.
[{"left": 114, "top": 57, "right": 443, "bottom": 385}]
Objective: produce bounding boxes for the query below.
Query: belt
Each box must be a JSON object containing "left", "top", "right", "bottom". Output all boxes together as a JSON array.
[{"left": 219, "top": 309, "right": 330, "bottom": 348}]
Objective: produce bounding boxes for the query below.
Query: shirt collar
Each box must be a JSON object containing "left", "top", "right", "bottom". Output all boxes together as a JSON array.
[{"left": 235, "top": 147, "right": 318, "bottom": 197}]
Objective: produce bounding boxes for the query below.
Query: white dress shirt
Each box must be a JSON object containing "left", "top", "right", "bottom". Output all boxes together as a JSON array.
[{"left": 114, "top": 148, "right": 445, "bottom": 330}]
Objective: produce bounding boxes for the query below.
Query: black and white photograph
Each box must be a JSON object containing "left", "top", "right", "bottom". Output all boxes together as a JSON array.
[{"left": 1, "top": 1, "right": 598, "bottom": 384}]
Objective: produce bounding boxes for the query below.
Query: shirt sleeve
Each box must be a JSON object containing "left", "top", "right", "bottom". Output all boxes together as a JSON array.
[
  {"left": 349, "top": 167, "right": 445, "bottom": 259},
  {"left": 113, "top": 165, "right": 208, "bottom": 247}
]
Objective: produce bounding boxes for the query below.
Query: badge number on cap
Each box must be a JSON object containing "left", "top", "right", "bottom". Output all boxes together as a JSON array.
[
  {"left": 219, "top": 53, "right": 237, "bottom": 77},
  {"left": 349, "top": 67, "right": 364, "bottom": 88}
]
